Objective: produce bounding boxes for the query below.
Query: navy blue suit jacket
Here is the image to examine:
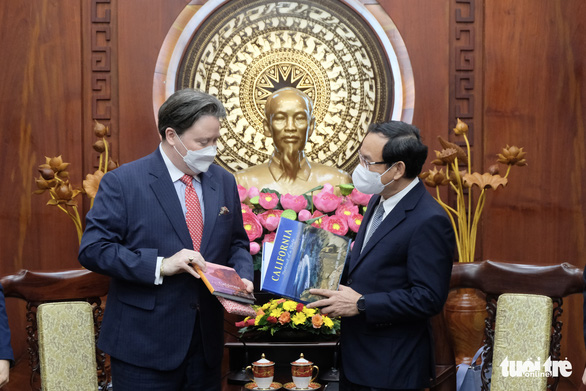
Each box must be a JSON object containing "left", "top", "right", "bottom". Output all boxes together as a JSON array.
[
  {"left": 0, "top": 284, "right": 13, "bottom": 364},
  {"left": 79, "top": 148, "right": 253, "bottom": 370},
  {"left": 340, "top": 181, "right": 454, "bottom": 389}
]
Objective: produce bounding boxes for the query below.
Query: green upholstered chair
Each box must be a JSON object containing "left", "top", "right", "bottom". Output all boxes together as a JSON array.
[{"left": 37, "top": 302, "right": 99, "bottom": 390}]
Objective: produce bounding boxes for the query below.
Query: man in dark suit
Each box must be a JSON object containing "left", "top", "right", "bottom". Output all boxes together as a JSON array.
[
  {"left": 309, "top": 121, "right": 455, "bottom": 391},
  {"left": 79, "top": 89, "right": 253, "bottom": 390},
  {"left": 0, "top": 284, "right": 14, "bottom": 389}
]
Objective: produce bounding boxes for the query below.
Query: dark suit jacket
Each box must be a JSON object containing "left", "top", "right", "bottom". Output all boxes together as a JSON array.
[
  {"left": 340, "top": 181, "right": 455, "bottom": 389},
  {"left": 79, "top": 148, "right": 253, "bottom": 370},
  {"left": 0, "top": 284, "right": 13, "bottom": 364}
]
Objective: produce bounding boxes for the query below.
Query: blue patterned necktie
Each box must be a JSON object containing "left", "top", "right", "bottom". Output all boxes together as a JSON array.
[{"left": 362, "top": 203, "right": 385, "bottom": 249}]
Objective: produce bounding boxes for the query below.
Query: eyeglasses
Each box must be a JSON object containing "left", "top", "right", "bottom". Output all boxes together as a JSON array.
[{"left": 358, "top": 152, "right": 386, "bottom": 170}]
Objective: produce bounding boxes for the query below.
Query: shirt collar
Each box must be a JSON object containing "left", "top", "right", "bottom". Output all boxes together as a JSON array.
[
  {"left": 379, "top": 177, "right": 420, "bottom": 215},
  {"left": 159, "top": 143, "right": 201, "bottom": 183}
]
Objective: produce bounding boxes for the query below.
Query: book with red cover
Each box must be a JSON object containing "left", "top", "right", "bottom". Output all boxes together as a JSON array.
[{"left": 195, "top": 263, "right": 256, "bottom": 304}]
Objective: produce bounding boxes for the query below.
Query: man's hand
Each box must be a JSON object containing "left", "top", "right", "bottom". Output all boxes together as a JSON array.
[
  {"left": 582, "top": 366, "right": 586, "bottom": 385},
  {"left": 306, "top": 285, "right": 362, "bottom": 317},
  {"left": 0, "top": 359, "right": 9, "bottom": 388},
  {"left": 161, "top": 249, "right": 206, "bottom": 279},
  {"left": 241, "top": 278, "right": 254, "bottom": 293}
]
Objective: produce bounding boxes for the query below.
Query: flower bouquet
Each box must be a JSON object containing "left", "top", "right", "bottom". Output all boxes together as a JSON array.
[
  {"left": 235, "top": 298, "right": 340, "bottom": 341},
  {"left": 237, "top": 182, "right": 373, "bottom": 270}
]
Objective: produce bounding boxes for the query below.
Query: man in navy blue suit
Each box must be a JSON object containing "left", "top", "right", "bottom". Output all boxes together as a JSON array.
[
  {"left": 79, "top": 89, "right": 253, "bottom": 390},
  {"left": 309, "top": 121, "right": 455, "bottom": 391},
  {"left": 0, "top": 284, "right": 14, "bottom": 389}
]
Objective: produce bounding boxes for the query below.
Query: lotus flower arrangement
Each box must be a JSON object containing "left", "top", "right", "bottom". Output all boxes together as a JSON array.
[
  {"left": 33, "top": 121, "right": 118, "bottom": 243},
  {"left": 235, "top": 298, "right": 340, "bottom": 339},
  {"left": 420, "top": 119, "right": 527, "bottom": 263},
  {"left": 238, "top": 182, "right": 372, "bottom": 268}
]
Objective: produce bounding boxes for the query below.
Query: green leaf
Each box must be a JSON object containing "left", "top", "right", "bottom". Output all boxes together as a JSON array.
[{"left": 303, "top": 185, "right": 324, "bottom": 194}]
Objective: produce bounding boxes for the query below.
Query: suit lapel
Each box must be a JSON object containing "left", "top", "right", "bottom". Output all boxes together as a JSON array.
[
  {"left": 200, "top": 169, "right": 219, "bottom": 255},
  {"left": 348, "top": 182, "right": 426, "bottom": 275},
  {"left": 148, "top": 150, "right": 193, "bottom": 250}
]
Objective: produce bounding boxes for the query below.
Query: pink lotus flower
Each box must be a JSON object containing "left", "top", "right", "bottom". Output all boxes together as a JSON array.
[
  {"left": 258, "top": 209, "right": 283, "bottom": 231},
  {"left": 322, "top": 215, "right": 349, "bottom": 236},
  {"left": 335, "top": 203, "right": 359, "bottom": 221},
  {"left": 280, "top": 193, "right": 308, "bottom": 213},
  {"left": 298, "top": 209, "right": 312, "bottom": 222},
  {"left": 322, "top": 183, "right": 334, "bottom": 193},
  {"left": 313, "top": 191, "right": 341, "bottom": 213},
  {"left": 242, "top": 213, "right": 262, "bottom": 241},
  {"left": 237, "top": 185, "right": 248, "bottom": 202},
  {"left": 249, "top": 241, "right": 260, "bottom": 255},
  {"left": 310, "top": 211, "right": 324, "bottom": 228},
  {"left": 248, "top": 186, "right": 260, "bottom": 199},
  {"left": 349, "top": 188, "right": 373, "bottom": 206},
  {"left": 259, "top": 192, "right": 279, "bottom": 209},
  {"left": 241, "top": 203, "right": 252, "bottom": 215},
  {"left": 262, "top": 232, "right": 276, "bottom": 244},
  {"left": 348, "top": 213, "right": 363, "bottom": 233}
]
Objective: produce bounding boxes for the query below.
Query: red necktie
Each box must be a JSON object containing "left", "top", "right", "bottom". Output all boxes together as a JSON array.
[{"left": 180, "top": 175, "right": 204, "bottom": 251}]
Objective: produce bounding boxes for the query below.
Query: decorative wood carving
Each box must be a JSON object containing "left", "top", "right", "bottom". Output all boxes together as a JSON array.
[
  {"left": 90, "top": 0, "right": 115, "bottom": 168},
  {"left": 450, "top": 0, "right": 478, "bottom": 144}
]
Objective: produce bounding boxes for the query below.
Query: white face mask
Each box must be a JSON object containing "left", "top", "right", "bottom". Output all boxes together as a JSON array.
[
  {"left": 351, "top": 163, "right": 396, "bottom": 195},
  {"left": 173, "top": 132, "right": 217, "bottom": 174}
]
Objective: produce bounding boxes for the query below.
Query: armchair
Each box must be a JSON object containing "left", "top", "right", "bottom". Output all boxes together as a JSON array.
[
  {"left": 0, "top": 269, "right": 110, "bottom": 391},
  {"left": 449, "top": 260, "right": 584, "bottom": 391}
]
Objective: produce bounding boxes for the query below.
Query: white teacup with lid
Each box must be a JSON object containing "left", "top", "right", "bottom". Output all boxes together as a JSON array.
[
  {"left": 246, "top": 353, "right": 275, "bottom": 389},
  {"left": 291, "top": 353, "right": 319, "bottom": 389}
]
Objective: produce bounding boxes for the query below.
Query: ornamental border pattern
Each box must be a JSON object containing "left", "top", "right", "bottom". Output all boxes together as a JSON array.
[{"left": 451, "top": 0, "right": 477, "bottom": 145}]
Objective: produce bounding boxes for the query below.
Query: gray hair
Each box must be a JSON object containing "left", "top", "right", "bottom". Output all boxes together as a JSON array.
[{"left": 158, "top": 89, "right": 226, "bottom": 139}]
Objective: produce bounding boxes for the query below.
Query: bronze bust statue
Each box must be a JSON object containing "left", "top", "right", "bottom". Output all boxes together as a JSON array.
[{"left": 234, "top": 88, "right": 351, "bottom": 195}]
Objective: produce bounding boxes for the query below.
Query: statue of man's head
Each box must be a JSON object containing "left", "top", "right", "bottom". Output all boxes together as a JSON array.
[{"left": 263, "top": 88, "right": 316, "bottom": 180}]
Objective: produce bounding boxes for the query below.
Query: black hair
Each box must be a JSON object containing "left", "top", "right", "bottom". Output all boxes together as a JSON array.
[{"left": 367, "top": 121, "right": 428, "bottom": 178}]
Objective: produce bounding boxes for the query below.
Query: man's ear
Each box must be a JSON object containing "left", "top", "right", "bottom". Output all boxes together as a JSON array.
[
  {"left": 263, "top": 119, "right": 272, "bottom": 138},
  {"left": 393, "top": 161, "right": 406, "bottom": 180},
  {"left": 165, "top": 128, "right": 177, "bottom": 145}
]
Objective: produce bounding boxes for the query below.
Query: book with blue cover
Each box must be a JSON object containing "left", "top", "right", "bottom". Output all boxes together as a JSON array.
[{"left": 261, "top": 218, "right": 352, "bottom": 303}]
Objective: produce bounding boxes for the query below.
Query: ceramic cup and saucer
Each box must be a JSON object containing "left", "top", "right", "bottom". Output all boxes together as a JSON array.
[
  {"left": 244, "top": 381, "right": 283, "bottom": 390},
  {"left": 285, "top": 353, "right": 320, "bottom": 390},
  {"left": 282, "top": 382, "right": 320, "bottom": 390},
  {"left": 245, "top": 353, "right": 281, "bottom": 390}
]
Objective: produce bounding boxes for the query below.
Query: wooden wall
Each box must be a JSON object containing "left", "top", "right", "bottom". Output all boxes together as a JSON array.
[{"left": 0, "top": 0, "right": 584, "bottom": 386}]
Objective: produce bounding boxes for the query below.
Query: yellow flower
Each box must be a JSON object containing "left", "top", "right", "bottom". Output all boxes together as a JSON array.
[
  {"left": 291, "top": 312, "right": 307, "bottom": 325},
  {"left": 261, "top": 302, "right": 271, "bottom": 310},
  {"left": 269, "top": 308, "right": 283, "bottom": 318},
  {"left": 282, "top": 300, "right": 297, "bottom": 312},
  {"left": 323, "top": 316, "right": 334, "bottom": 328},
  {"left": 254, "top": 314, "right": 264, "bottom": 326},
  {"left": 302, "top": 307, "right": 317, "bottom": 317}
]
